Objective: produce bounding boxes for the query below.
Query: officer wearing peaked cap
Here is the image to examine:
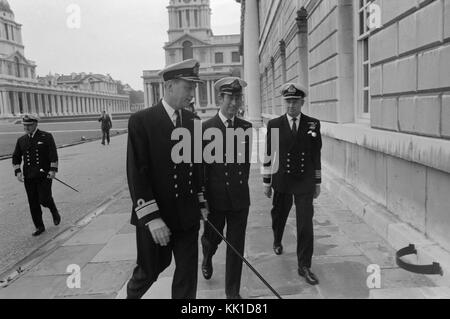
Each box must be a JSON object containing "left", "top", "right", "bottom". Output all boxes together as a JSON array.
[
  {"left": 262, "top": 83, "right": 322, "bottom": 286},
  {"left": 12, "top": 114, "right": 61, "bottom": 237},
  {"left": 126, "top": 59, "right": 209, "bottom": 299},
  {"left": 200, "top": 76, "right": 252, "bottom": 299}
]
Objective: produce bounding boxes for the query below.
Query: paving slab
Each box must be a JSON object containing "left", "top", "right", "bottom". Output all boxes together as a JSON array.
[
  {"left": 339, "top": 222, "right": 385, "bottom": 243},
  {"left": 63, "top": 214, "right": 129, "bottom": 246},
  {"left": 313, "top": 255, "right": 372, "bottom": 299},
  {"left": 356, "top": 241, "right": 397, "bottom": 268},
  {"left": 380, "top": 268, "right": 436, "bottom": 289},
  {"left": 91, "top": 234, "right": 136, "bottom": 262},
  {"left": 0, "top": 275, "right": 67, "bottom": 299},
  {"left": 28, "top": 245, "right": 105, "bottom": 276},
  {"left": 57, "top": 261, "right": 134, "bottom": 297}
]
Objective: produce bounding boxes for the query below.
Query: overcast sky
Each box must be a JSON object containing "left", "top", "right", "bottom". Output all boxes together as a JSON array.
[{"left": 11, "top": 0, "right": 241, "bottom": 91}]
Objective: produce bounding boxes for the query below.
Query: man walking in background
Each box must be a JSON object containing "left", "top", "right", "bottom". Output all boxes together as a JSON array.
[
  {"left": 98, "top": 110, "right": 112, "bottom": 145},
  {"left": 12, "top": 114, "right": 61, "bottom": 237}
]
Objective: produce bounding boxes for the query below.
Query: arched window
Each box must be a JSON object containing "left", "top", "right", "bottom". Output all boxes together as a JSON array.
[
  {"left": 182, "top": 41, "right": 193, "bottom": 60},
  {"left": 14, "top": 56, "right": 20, "bottom": 78}
]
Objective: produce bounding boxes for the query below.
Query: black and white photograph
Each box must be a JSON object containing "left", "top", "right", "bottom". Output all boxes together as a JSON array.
[{"left": 0, "top": 0, "right": 450, "bottom": 308}]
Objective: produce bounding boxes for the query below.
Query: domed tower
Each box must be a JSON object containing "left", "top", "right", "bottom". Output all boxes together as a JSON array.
[
  {"left": 0, "top": 0, "right": 37, "bottom": 80},
  {"left": 167, "top": 0, "right": 212, "bottom": 43}
]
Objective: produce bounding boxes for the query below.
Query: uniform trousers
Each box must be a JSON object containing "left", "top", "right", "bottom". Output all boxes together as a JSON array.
[
  {"left": 101, "top": 129, "right": 110, "bottom": 145},
  {"left": 24, "top": 177, "right": 58, "bottom": 229},
  {"left": 271, "top": 191, "right": 314, "bottom": 268},
  {"left": 127, "top": 224, "right": 199, "bottom": 299},
  {"left": 201, "top": 207, "right": 249, "bottom": 297}
]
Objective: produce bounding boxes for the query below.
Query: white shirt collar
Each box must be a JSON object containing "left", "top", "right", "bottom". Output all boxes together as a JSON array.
[
  {"left": 286, "top": 113, "right": 301, "bottom": 130},
  {"left": 29, "top": 128, "right": 38, "bottom": 138},
  {"left": 162, "top": 99, "right": 181, "bottom": 125},
  {"left": 218, "top": 111, "right": 235, "bottom": 127}
]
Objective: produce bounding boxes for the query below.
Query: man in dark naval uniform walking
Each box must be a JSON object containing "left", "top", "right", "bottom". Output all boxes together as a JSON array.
[
  {"left": 126, "top": 59, "right": 209, "bottom": 299},
  {"left": 201, "top": 77, "right": 252, "bottom": 299},
  {"left": 262, "top": 83, "right": 322, "bottom": 286},
  {"left": 12, "top": 115, "right": 61, "bottom": 237}
]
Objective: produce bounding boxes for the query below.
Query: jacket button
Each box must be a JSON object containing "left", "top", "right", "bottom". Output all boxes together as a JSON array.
[
  {"left": 190, "top": 190, "right": 194, "bottom": 194},
  {"left": 189, "top": 172, "right": 193, "bottom": 176},
  {"left": 240, "top": 181, "right": 243, "bottom": 184},
  {"left": 239, "top": 172, "right": 242, "bottom": 175},
  {"left": 174, "top": 184, "right": 178, "bottom": 188},
  {"left": 175, "top": 194, "right": 179, "bottom": 198},
  {"left": 287, "top": 164, "right": 290, "bottom": 168},
  {"left": 225, "top": 173, "right": 228, "bottom": 176},
  {"left": 301, "top": 170, "right": 305, "bottom": 173},
  {"left": 174, "top": 175, "right": 177, "bottom": 179},
  {"left": 226, "top": 182, "right": 230, "bottom": 186},
  {"left": 189, "top": 181, "right": 192, "bottom": 185},
  {"left": 287, "top": 170, "right": 291, "bottom": 173}
]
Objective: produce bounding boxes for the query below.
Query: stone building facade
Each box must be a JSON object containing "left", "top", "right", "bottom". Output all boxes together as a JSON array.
[
  {"left": 239, "top": 0, "right": 450, "bottom": 252},
  {"left": 0, "top": 0, "right": 130, "bottom": 119},
  {"left": 143, "top": 0, "right": 243, "bottom": 109}
]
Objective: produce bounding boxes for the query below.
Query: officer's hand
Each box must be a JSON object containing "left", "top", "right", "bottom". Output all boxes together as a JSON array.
[
  {"left": 264, "top": 185, "right": 273, "bottom": 198},
  {"left": 314, "top": 185, "right": 321, "bottom": 199},
  {"left": 16, "top": 173, "right": 24, "bottom": 183},
  {"left": 47, "top": 171, "right": 56, "bottom": 180},
  {"left": 148, "top": 218, "right": 171, "bottom": 246},
  {"left": 201, "top": 202, "right": 210, "bottom": 221}
]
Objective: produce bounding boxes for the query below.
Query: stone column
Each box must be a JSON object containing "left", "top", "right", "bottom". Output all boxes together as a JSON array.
[
  {"left": 36, "top": 94, "right": 44, "bottom": 116},
  {"left": 296, "top": 7, "right": 310, "bottom": 115},
  {"left": 21, "top": 92, "right": 29, "bottom": 114},
  {"left": 211, "top": 82, "right": 216, "bottom": 107},
  {"left": 159, "top": 83, "right": 164, "bottom": 100},
  {"left": 56, "top": 95, "right": 62, "bottom": 115},
  {"left": 0, "top": 91, "right": 6, "bottom": 117},
  {"left": 243, "top": 0, "right": 263, "bottom": 127},
  {"left": 30, "top": 93, "right": 37, "bottom": 115},
  {"left": 195, "top": 85, "right": 200, "bottom": 108},
  {"left": 206, "top": 80, "right": 211, "bottom": 107}
]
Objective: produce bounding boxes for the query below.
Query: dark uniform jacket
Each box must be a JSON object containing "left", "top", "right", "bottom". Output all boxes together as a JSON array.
[
  {"left": 98, "top": 114, "right": 112, "bottom": 131},
  {"left": 127, "top": 102, "right": 206, "bottom": 232},
  {"left": 263, "top": 113, "right": 322, "bottom": 195},
  {"left": 203, "top": 114, "right": 252, "bottom": 211},
  {"left": 12, "top": 129, "right": 59, "bottom": 179}
]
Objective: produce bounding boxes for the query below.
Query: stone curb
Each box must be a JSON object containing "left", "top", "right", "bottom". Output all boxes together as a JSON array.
[{"left": 322, "top": 165, "right": 450, "bottom": 286}]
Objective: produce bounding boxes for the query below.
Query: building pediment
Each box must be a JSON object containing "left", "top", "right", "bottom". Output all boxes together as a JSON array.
[
  {"left": 164, "top": 34, "right": 210, "bottom": 49},
  {"left": 4, "top": 51, "right": 33, "bottom": 65}
]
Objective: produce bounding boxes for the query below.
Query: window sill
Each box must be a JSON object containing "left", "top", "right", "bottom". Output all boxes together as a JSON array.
[{"left": 321, "top": 122, "right": 450, "bottom": 174}]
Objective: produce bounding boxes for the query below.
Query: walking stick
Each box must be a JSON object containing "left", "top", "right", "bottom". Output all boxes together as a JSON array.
[
  {"left": 40, "top": 169, "right": 80, "bottom": 193},
  {"left": 202, "top": 216, "right": 283, "bottom": 299}
]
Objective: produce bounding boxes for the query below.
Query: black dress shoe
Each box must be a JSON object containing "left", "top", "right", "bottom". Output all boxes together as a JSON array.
[
  {"left": 202, "top": 257, "right": 213, "bottom": 280},
  {"left": 298, "top": 267, "right": 319, "bottom": 285},
  {"left": 32, "top": 228, "right": 45, "bottom": 237},
  {"left": 53, "top": 212, "right": 61, "bottom": 226},
  {"left": 273, "top": 245, "right": 283, "bottom": 255}
]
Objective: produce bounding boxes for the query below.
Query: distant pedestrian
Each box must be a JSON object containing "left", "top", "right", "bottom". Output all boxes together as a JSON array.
[
  {"left": 98, "top": 110, "right": 112, "bottom": 145},
  {"left": 12, "top": 115, "right": 61, "bottom": 237}
]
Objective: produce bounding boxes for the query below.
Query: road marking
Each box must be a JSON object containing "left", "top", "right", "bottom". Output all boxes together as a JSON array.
[{"left": 0, "top": 129, "right": 127, "bottom": 135}]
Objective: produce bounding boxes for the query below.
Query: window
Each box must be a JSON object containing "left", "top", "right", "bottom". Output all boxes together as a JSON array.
[
  {"left": 194, "top": 10, "right": 199, "bottom": 27},
  {"left": 279, "top": 40, "right": 287, "bottom": 83},
  {"left": 182, "top": 41, "right": 193, "bottom": 60},
  {"left": 231, "top": 52, "right": 240, "bottom": 63},
  {"left": 7, "top": 62, "right": 12, "bottom": 75},
  {"left": 178, "top": 11, "right": 183, "bottom": 28},
  {"left": 357, "top": 0, "right": 373, "bottom": 118},
  {"left": 4, "top": 23, "right": 9, "bottom": 40},
  {"left": 14, "top": 57, "right": 20, "bottom": 78},
  {"left": 215, "top": 52, "right": 224, "bottom": 64}
]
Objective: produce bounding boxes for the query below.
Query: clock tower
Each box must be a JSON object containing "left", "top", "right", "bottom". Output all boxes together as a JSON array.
[{"left": 167, "top": 0, "right": 212, "bottom": 42}]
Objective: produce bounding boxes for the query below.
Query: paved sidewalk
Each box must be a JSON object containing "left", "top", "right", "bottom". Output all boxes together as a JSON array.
[{"left": 1, "top": 165, "right": 449, "bottom": 299}]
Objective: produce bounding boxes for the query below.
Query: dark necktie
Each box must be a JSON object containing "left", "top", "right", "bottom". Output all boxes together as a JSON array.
[
  {"left": 292, "top": 118, "right": 298, "bottom": 136},
  {"left": 175, "top": 110, "right": 182, "bottom": 128},
  {"left": 226, "top": 119, "right": 233, "bottom": 129}
]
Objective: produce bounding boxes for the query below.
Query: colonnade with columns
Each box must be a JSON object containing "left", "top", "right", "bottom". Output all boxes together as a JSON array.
[
  {"left": 144, "top": 78, "right": 220, "bottom": 109},
  {"left": 0, "top": 88, "right": 131, "bottom": 118}
]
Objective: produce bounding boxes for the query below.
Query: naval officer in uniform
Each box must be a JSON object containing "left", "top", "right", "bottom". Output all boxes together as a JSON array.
[
  {"left": 126, "top": 59, "right": 209, "bottom": 299},
  {"left": 262, "top": 83, "right": 322, "bottom": 285},
  {"left": 200, "top": 77, "right": 252, "bottom": 299},
  {"left": 12, "top": 115, "right": 61, "bottom": 237}
]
